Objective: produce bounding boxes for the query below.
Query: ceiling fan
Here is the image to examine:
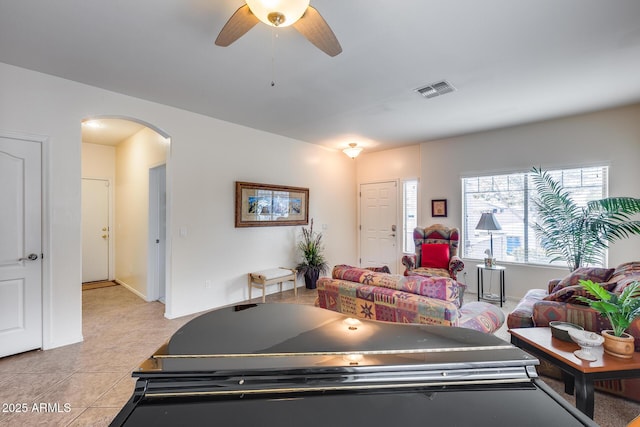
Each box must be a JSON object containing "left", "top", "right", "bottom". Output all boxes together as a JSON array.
[{"left": 215, "top": 0, "right": 342, "bottom": 57}]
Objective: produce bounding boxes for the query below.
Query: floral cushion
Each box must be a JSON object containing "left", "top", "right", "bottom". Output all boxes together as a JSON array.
[
  {"left": 365, "top": 266, "right": 391, "bottom": 274},
  {"left": 607, "top": 262, "right": 640, "bottom": 292},
  {"left": 331, "top": 265, "right": 462, "bottom": 306},
  {"left": 459, "top": 302, "right": 505, "bottom": 333},
  {"left": 410, "top": 267, "right": 451, "bottom": 278},
  {"left": 506, "top": 288, "right": 547, "bottom": 329},
  {"left": 532, "top": 301, "right": 614, "bottom": 331},
  {"left": 612, "top": 274, "right": 640, "bottom": 294},
  {"left": 316, "top": 277, "right": 504, "bottom": 333},
  {"left": 316, "top": 278, "right": 461, "bottom": 326},
  {"left": 542, "top": 284, "right": 599, "bottom": 305},
  {"left": 609, "top": 261, "right": 640, "bottom": 280},
  {"left": 550, "top": 267, "right": 615, "bottom": 293}
]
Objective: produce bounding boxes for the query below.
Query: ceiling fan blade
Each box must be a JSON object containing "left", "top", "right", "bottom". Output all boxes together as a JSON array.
[
  {"left": 292, "top": 6, "right": 342, "bottom": 57},
  {"left": 215, "top": 5, "right": 259, "bottom": 47}
]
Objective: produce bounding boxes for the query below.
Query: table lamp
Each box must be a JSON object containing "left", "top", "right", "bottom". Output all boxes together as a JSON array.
[{"left": 476, "top": 212, "right": 501, "bottom": 266}]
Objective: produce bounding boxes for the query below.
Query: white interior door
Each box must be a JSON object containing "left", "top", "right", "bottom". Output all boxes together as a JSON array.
[
  {"left": 0, "top": 135, "right": 42, "bottom": 357},
  {"left": 82, "top": 179, "right": 110, "bottom": 283},
  {"left": 360, "top": 181, "right": 398, "bottom": 273}
]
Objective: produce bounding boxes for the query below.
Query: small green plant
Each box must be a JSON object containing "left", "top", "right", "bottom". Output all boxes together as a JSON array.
[
  {"left": 576, "top": 279, "right": 640, "bottom": 337},
  {"left": 296, "top": 219, "right": 328, "bottom": 282}
]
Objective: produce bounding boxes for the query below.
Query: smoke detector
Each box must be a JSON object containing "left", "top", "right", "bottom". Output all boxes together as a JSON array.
[{"left": 415, "top": 80, "right": 455, "bottom": 99}]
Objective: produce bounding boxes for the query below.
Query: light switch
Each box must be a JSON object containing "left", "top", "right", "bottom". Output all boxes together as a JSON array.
[{"left": 179, "top": 226, "right": 188, "bottom": 237}]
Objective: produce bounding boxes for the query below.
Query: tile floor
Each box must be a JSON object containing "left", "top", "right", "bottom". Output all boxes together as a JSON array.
[
  {"left": 0, "top": 284, "right": 316, "bottom": 426},
  {"left": 0, "top": 284, "right": 637, "bottom": 426}
]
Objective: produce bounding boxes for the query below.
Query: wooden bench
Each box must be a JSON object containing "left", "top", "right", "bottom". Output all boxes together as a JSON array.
[{"left": 248, "top": 268, "right": 297, "bottom": 303}]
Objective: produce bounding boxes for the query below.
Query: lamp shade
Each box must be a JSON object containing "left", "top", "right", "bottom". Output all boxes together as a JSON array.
[
  {"left": 343, "top": 143, "right": 362, "bottom": 159},
  {"left": 475, "top": 212, "right": 501, "bottom": 231},
  {"left": 246, "top": 0, "right": 310, "bottom": 27}
]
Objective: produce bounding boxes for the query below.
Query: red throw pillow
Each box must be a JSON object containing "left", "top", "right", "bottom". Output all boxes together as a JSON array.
[{"left": 420, "top": 243, "right": 450, "bottom": 269}]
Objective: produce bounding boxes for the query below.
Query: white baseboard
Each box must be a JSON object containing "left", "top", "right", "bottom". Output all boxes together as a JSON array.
[
  {"left": 43, "top": 333, "right": 84, "bottom": 350},
  {"left": 114, "top": 279, "right": 148, "bottom": 300}
]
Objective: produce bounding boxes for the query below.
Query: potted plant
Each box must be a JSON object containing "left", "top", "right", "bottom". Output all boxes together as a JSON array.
[
  {"left": 296, "top": 219, "right": 328, "bottom": 289},
  {"left": 530, "top": 167, "right": 640, "bottom": 271},
  {"left": 576, "top": 279, "right": 640, "bottom": 358}
]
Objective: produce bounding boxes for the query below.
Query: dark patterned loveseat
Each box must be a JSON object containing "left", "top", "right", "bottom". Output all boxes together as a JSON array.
[
  {"left": 507, "top": 261, "right": 640, "bottom": 402},
  {"left": 317, "top": 265, "right": 504, "bottom": 334}
]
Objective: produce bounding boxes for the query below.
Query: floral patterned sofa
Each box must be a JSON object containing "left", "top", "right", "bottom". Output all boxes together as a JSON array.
[
  {"left": 317, "top": 265, "right": 504, "bottom": 334},
  {"left": 507, "top": 261, "right": 640, "bottom": 402}
]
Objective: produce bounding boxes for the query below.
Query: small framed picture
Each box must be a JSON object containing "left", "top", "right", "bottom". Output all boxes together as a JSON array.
[{"left": 431, "top": 199, "right": 447, "bottom": 217}]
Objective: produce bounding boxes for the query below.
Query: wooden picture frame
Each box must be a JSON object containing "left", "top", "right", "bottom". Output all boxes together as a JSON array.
[
  {"left": 235, "top": 181, "right": 309, "bottom": 227},
  {"left": 431, "top": 199, "right": 447, "bottom": 217}
]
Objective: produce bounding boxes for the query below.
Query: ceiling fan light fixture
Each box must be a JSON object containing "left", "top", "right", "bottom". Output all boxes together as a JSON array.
[
  {"left": 245, "top": 0, "right": 310, "bottom": 27},
  {"left": 343, "top": 143, "right": 363, "bottom": 159}
]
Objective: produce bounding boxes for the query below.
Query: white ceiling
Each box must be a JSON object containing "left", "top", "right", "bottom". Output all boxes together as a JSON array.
[
  {"left": 2, "top": 0, "right": 640, "bottom": 151},
  {"left": 81, "top": 119, "right": 146, "bottom": 146}
]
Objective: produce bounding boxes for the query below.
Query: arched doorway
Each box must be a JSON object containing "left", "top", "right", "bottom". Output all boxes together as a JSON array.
[{"left": 81, "top": 116, "right": 171, "bottom": 311}]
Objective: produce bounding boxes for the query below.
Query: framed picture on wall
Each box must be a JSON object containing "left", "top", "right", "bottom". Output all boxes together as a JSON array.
[
  {"left": 431, "top": 199, "right": 447, "bottom": 217},
  {"left": 235, "top": 181, "right": 309, "bottom": 227}
]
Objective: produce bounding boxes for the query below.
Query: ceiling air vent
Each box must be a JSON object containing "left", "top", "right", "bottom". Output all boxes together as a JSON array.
[{"left": 415, "top": 80, "right": 455, "bottom": 99}]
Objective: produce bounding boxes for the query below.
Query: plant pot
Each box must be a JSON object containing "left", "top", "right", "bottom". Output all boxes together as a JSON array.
[
  {"left": 602, "top": 330, "right": 635, "bottom": 359},
  {"left": 304, "top": 270, "right": 320, "bottom": 289}
]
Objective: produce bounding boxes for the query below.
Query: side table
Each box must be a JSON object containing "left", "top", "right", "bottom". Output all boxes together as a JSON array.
[
  {"left": 510, "top": 327, "right": 640, "bottom": 419},
  {"left": 476, "top": 264, "right": 505, "bottom": 307}
]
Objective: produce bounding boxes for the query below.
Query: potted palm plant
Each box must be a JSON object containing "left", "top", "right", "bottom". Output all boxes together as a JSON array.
[
  {"left": 296, "top": 219, "right": 328, "bottom": 289},
  {"left": 576, "top": 279, "right": 640, "bottom": 358},
  {"left": 530, "top": 167, "right": 640, "bottom": 271}
]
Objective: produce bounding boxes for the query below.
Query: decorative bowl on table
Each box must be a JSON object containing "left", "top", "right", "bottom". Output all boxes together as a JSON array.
[
  {"left": 549, "top": 321, "right": 584, "bottom": 342},
  {"left": 567, "top": 329, "right": 604, "bottom": 361}
]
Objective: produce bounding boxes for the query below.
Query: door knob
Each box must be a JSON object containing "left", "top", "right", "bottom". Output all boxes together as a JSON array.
[
  {"left": 102, "top": 234, "right": 108, "bottom": 239},
  {"left": 18, "top": 253, "right": 39, "bottom": 261},
  {"left": 102, "top": 227, "right": 107, "bottom": 231}
]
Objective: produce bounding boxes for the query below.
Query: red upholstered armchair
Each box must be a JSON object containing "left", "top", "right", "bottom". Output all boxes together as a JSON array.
[{"left": 401, "top": 224, "right": 464, "bottom": 279}]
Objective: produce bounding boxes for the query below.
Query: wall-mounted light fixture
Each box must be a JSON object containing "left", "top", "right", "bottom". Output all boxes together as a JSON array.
[{"left": 343, "top": 143, "right": 363, "bottom": 159}]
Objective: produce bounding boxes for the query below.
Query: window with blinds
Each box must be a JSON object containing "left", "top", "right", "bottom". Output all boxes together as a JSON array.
[
  {"left": 403, "top": 179, "right": 418, "bottom": 253},
  {"left": 462, "top": 166, "right": 608, "bottom": 266}
]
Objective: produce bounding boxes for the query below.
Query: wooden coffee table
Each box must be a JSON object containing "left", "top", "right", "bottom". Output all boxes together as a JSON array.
[{"left": 509, "top": 327, "right": 640, "bottom": 419}]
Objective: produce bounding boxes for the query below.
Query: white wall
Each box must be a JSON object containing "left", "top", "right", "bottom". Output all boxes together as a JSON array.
[
  {"left": 9, "top": 54, "right": 636, "bottom": 349},
  {"left": 357, "top": 145, "right": 421, "bottom": 183},
  {"left": 419, "top": 104, "right": 640, "bottom": 299},
  {"left": 82, "top": 143, "right": 116, "bottom": 180},
  {"left": 168, "top": 127, "right": 357, "bottom": 317},
  {"left": 81, "top": 143, "right": 117, "bottom": 281},
  {"left": 115, "top": 128, "right": 168, "bottom": 297},
  {"left": 0, "top": 62, "right": 357, "bottom": 349},
  {"left": 355, "top": 145, "right": 421, "bottom": 271}
]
